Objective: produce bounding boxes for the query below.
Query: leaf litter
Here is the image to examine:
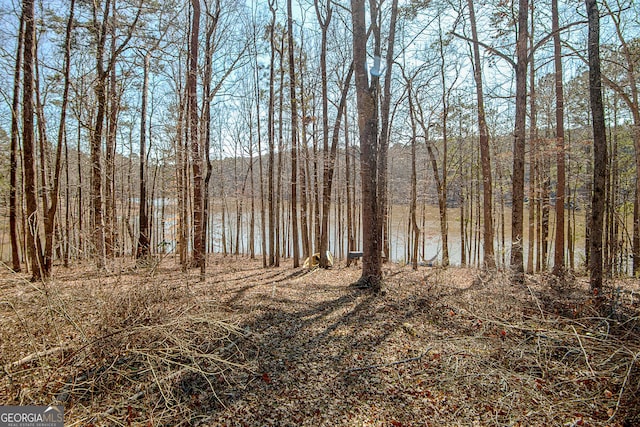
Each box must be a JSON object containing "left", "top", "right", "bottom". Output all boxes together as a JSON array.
[{"left": 1, "top": 257, "right": 639, "bottom": 426}]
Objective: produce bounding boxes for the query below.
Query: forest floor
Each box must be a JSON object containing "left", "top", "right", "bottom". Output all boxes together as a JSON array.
[{"left": 1, "top": 256, "right": 640, "bottom": 427}]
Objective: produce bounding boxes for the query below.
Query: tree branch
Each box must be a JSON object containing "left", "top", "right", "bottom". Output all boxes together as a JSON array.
[
  {"left": 346, "top": 347, "right": 432, "bottom": 373},
  {"left": 528, "top": 20, "right": 588, "bottom": 63},
  {"left": 564, "top": 42, "right": 635, "bottom": 111},
  {"left": 450, "top": 31, "right": 516, "bottom": 69}
]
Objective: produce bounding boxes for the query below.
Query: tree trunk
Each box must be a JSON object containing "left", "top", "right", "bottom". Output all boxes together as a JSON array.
[
  {"left": 22, "top": 0, "right": 45, "bottom": 281},
  {"left": 352, "top": 0, "right": 381, "bottom": 290},
  {"left": 34, "top": 43, "right": 50, "bottom": 268},
  {"left": 267, "top": 0, "right": 277, "bottom": 266},
  {"left": 527, "top": 6, "right": 537, "bottom": 274},
  {"left": 188, "top": 0, "right": 205, "bottom": 273},
  {"left": 317, "top": 0, "right": 333, "bottom": 268},
  {"left": 90, "top": 0, "right": 112, "bottom": 270},
  {"left": 437, "top": 18, "right": 450, "bottom": 268},
  {"left": 43, "top": 0, "right": 75, "bottom": 275},
  {"left": 467, "top": 0, "right": 495, "bottom": 269},
  {"left": 414, "top": 96, "right": 447, "bottom": 268},
  {"left": 63, "top": 115, "right": 70, "bottom": 267},
  {"left": 460, "top": 189, "right": 466, "bottom": 267},
  {"left": 276, "top": 37, "right": 285, "bottom": 267},
  {"left": 104, "top": 0, "right": 118, "bottom": 259},
  {"left": 510, "top": 0, "right": 529, "bottom": 283},
  {"left": 275, "top": 139, "right": 282, "bottom": 265},
  {"left": 320, "top": 67, "right": 353, "bottom": 267},
  {"left": 253, "top": 17, "right": 267, "bottom": 267},
  {"left": 299, "top": 57, "right": 311, "bottom": 261},
  {"left": 136, "top": 52, "right": 151, "bottom": 259},
  {"left": 175, "top": 82, "right": 187, "bottom": 270},
  {"left": 9, "top": 10, "right": 24, "bottom": 273},
  {"left": 377, "top": 0, "right": 399, "bottom": 267},
  {"left": 345, "top": 109, "right": 355, "bottom": 267},
  {"left": 634, "top": 124, "right": 640, "bottom": 276},
  {"left": 586, "top": 0, "right": 607, "bottom": 292},
  {"left": 405, "top": 74, "right": 419, "bottom": 270},
  {"left": 201, "top": 4, "right": 219, "bottom": 279},
  {"left": 287, "top": 0, "right": 300, "bottom": 268},
  {"left": 249, "top": 115, "right": 256, "bottom": 259},
  {"left": 541, "top": 153, "right": 550, "bottom": 270},
  {"left": 552, "top": 0, "right": 566, "bottom": 277}
]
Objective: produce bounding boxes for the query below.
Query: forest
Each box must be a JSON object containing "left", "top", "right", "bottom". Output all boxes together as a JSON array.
[{"left": 1, "top": 0, "right": 640, "bottom": 425}]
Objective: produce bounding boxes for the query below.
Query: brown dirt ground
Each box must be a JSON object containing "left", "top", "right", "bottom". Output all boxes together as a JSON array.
[{"left": 1, "top": 256, "right": 639, "bottom": 426}]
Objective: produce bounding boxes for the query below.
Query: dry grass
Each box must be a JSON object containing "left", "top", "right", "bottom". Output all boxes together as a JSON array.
[
  {"left": 0, "top": 258, "right": 253, "bottom": 426},
  {"left": 1, "top": 257, "right": 639, "bottom": 426}
]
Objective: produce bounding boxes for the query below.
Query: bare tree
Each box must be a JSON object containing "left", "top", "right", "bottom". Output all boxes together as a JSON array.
[
  {"left": 527, "top": 4, "right": 538, "bottom": 274},
  {"left": 377, "top": 0, "right": 399, "bottom": 266},
  {"left": 267, "top": 0, "right": 277, "bottom": 266},
  {"left": 89, "top": 0, "right": 141, "bottom": 269},
  {"left": 457, "top": 0, "right": 497, "bottom": 269},
  {"left": 22, "top": 0, "right": 45, "bottom": 280},
  {"left": 351, "top": 0, "right": 381, "bottom": 289},
  {"left": 104, "top": 0, "right": 118, "bottom": 259},
  {"left": 201, "top": 0, "right": 221, "bottom": 279},
  {"left": 252, "top": 6, "right": 267, "bottom": 267},
  {"left": 552, "top": 0, "right": 566, "bottom": 277},
  {"left": 316, "top": 0, "right": 333, "bottom": 268},
  {"left": 43, "top": 0, "right": 75, "bottom": 275},
  {"left": 287, "top": 0, "right": 300, "bottom": 268},
  {"left": 586, "top": 0, "right": 606, "bottom": 292},
  {"left": 136, "top": 51, "right": 151, "bottom": 259},
  {"left": 351, "top": 0, "right": 398, "bottom": 290},
  {"left": 9, "top": 9, "right": 24, "bottom": 273},
  {"left": 510, "top": 0, "right": 529, "bottom": 283},
  {"left": 188, "top": 0, "right": 205, "bottom": 273},
  {"left": 436, "top": 16, "right": 452, "bottom": 268},
  {"left": 402, "top": 67, "right": 420, "bottom": 270},
  {"left": 90, "top": 0, "right": 110, "bottom": 270}
]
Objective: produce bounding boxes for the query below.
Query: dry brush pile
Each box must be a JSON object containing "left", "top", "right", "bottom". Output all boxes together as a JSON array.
[{"left": 0, "top": 259, "right": 254, "bottom": 426}]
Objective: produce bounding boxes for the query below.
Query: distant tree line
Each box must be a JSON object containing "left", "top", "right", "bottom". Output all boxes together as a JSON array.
[{"left": 0, "top": 0, "right": 638, "bottom": 291}]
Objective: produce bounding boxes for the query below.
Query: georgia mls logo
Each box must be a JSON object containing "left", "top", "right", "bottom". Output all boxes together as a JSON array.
[{"left": 0, "top": 405, "right": 64, "bottom": 427}]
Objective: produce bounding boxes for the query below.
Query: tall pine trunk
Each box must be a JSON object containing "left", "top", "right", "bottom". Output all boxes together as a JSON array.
[
  {"left": 527, "top": 5, "right": 537, "bottom": 274},
  {"left": 586, "top": 0, "right": 606, "bottom": 292},
  {"left": 22, "top": 0, "right": 45, "bottom": 281},
  {"left": 287, "top": 0, "right": 300, "bottom": 267},
  {"left": 467, "top": 0, "right": 495, "bottom": 269},
  {"left": 267, "top": 0, "right": 277, "bottom": 266},
  {"left": 188, "top": 0, "right": 205, "bottom": 273},
  {"left": 510, "top": 0, "right": 529, "bottom": 283},
  {"left": 253, "top": 14, "right": 267, "bottom": 267},
  {"left": 104, "top": 0, "right": 118, "bottom": 259},
  {"left": 552, "top": 0, "right": 566, "bottom": 276},
  {"left": 377, "top": 0, "right": 399, "bottom": 266},
  {"left": 136, "top": 52, "right": 150, "bottom": 259},
  {"left": 90, "top": 0, "right": 112, "bottom": 270},
  {"left": 43, "top": 0, "right": 75, "bottom": 275},
  {"left": 317, "top": 0, "right": 333, "bottom": 268},
  {"left": 9, "top": 11, "right": 24, "bottom": 273}
]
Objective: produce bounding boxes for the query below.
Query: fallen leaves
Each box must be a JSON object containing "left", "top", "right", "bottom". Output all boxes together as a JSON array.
[{"left": 1, "top": 258, "right": 639, "bottom": 426}]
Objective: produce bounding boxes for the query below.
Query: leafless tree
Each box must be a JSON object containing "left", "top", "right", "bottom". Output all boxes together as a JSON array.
[
  {"left": 287, "top": 0, "right": 300, "bottom": 268},
  {"left": 586, "top": 0, "right": 607, "bottom": 292},
  {"left": 9, "top": 8, "right": 24, "bottom": 273},
  {"left": 22, "top": 0, "right": 45, "bottom": 280},
  {"left": 552, "top": 0, "right": 566, "bottom": 277},
  {"left": 465, "top": 0, "right": 495, "bottom": 269}
]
